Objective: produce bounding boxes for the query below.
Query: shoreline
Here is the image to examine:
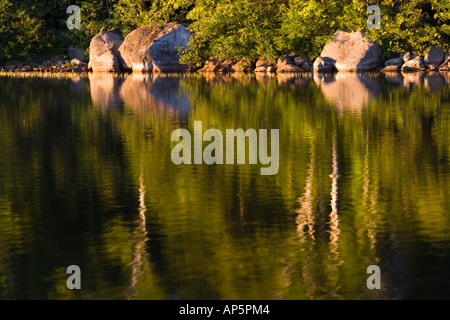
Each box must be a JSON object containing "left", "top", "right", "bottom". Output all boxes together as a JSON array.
[
  {"left": 2, "top": 30, "right": 449, "bottom": 75},
  {"left": 1, "top": 69, "right": 448, "bottom": 85},
  {"left": 0, "top": 69, "right": 449, "bottom": 75}
]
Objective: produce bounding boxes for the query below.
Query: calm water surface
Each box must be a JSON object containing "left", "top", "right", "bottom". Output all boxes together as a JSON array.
[{"left": 0, "top": 71, "right": 450, "bottom": 299}]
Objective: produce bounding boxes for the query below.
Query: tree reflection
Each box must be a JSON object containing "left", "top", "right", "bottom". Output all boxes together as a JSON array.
[{"left": 0, "top": 72, "right": 449, "bottom": 299}]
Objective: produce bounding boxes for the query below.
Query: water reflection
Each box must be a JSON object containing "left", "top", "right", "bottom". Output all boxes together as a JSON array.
[
  {"left": 296, "top": 149, "right": 316, "bottom": 241},
  {"left": 89, "top": 73, "right": 124, "bottom": 108},
  {"left": 87, "top": 71, "right": 450, "bottom": 114},
  {"left": 328, "top": 135, "right": 340, "bottom": 258},
  {"left": 149, "top": 77, "right": 190, "bottom": 116},
  {"left": 119, "top": 74, "right": 156, "bottom": 112},
  {"left": 402, "top": 72, "right": 423, "bottom": 90},
  {"left": 120, "top": 74, "right": 190, "bottom": 117},
  {"left": 424, "top": 73, "right": 445, "bottom": 92},
  {"left": 400, "top": 72, "right": 448, "bottom": 92},
  {"left": 314, "top": 73, "right": 382, "bottom": 111},
  {"left": 383, "top": 72, "right": 404, "bottom": 86},
  {"left": 0, "top": 72, "right": 450, "bottom": 299},
  {"left": 126, "top": 172, "right": 149, "bottom": 300},
  {"left": 255, "top": 72, "right": 275, "bottom": 84},
  {"left": 276, "top": 73, "right": 312, "bottom": 87},
  {"left": 88, "top": 73, "right": 192, "bottom": 116},
  {"left": 69, "top": 76, "right": 86, "bottom": 95},
  {"left": 362, "top": 129, "right": 377, "bottom": 252}
]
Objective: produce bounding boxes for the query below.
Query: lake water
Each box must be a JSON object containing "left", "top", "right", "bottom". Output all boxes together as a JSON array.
[{"left": 0, "top": 71, "right": 450, "bottom": 299}]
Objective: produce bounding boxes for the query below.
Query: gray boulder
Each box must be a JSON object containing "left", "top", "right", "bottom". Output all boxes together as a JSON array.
[
  {"left": 381, "top": 65, "right": 401, "bottom": 72},
  {"left": 318, "top": 30, "right": 383, "bottom": 71},
  {"left": 68, "top": 45, "right": 86, "bottom": 62},
  {"left": 401, "top": 56, "right": 426, "bottom": 72},
  {"left": 55, "top": 59, "right": 65, "bottom": 67},
  {"left": 293, "top": 56, "right": 310, "bottom": 68},
  {"left": 119, "top": 24, "right": 158, "bottom": 72},
  {"left": 385, "top": 57, "right": 403, "bottom": 67},
  {"left": 14, "top": 61, "right": 24, "bottom": 68},
  {"left": 439, "top": 59, "right": 450, "bottom": 71},
  {"left": 90, "top": 51, "right": 122, "bottom": 72},
  {"left": 401, "top": 52, "right": 418, "bottom": 63},
  {"left": 277, "top": 52, "right": 296, "bottom": 68},
  {"left": 381, "top": 57, "right": 403, "bottom": 72},
  {"left": 118, "top": 22, "right": 191, "bottom": 73},
  {"left": 199, "top": 57, "right": 222, "bottom": 72},
  {"left": 313, "top": 56, "right": 333, "bottom": 72},
  {"left": 88, "top": 31, "right": 124, "bottom": 72},
  {"left": 302, "top": 61, "right": 313, "bottom": 72},
  {"left": 254, "top": 59, "right": 273, "bottom": 72},
  {"left": 231, "top": 59, "right": 253, "bottom": 72},
  {"left": 218, "top": 59, "right": 236, "bottom": 73},
  {"left": 424, "top": 46, "right": 444, "bottom": 70},
  {"left": 254, "top": 66, "right": 267, "bottom": 72},
  {"left": 276, "top": 63, "right": 303, "bottom": 73},
  {"left": 71, "top": 58, "right": 88, "bottom": 67}
]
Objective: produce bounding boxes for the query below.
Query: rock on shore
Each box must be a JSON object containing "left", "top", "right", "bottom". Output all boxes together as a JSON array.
[
  {"left": 118, "top": 22, "right": 191, "bottom": 73},
  {"left": 68, "top": 45, "right": 86, "bottom": 62},
  {"left": 88, "top": 31, "right": 124, "bottom": 72},
  {"left": 313, "top": 30, "right": 383, "bottom": 72},
  {"left": 199, "top": 58, "right": 225, "bottom": 72},
  {"left": 380, "top": 46, "right": 449, "bottom": 73},
  {"left": 401, "top": 56, "right": 426, "bottom": 72},
  {"left": 424, "top": 46, "right": 445, "bottom": 70},
  {"left": 3, "top": 24, "right": 450, "bottom": 76},
  {"left": 313, "top": 56, "right": 333, "bottom": 72},
  {"left": 254, "top": 59, "right": 274, "bottom": 72}
]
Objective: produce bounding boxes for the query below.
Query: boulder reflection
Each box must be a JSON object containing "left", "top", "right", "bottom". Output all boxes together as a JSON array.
[
  {"left": 424, "top": 72, "right": 445, "bottom": 92},
  {"left": 276, "top": 73, "right": 312, "bottom": 87},
  {"left": 313, "top": 72, "right": 448, "bottom": 111},
  {"left": 385, "top": 72, "right": 447, "bottom": 91},
  {"left": 120, "top": 74, "right": 190, "bottom": 117},
  {"left": 88, "top": 73, "right": 191, "bottom": 117},
  {"left": 314, "top": 73, "right": 382, "bottom": 111},
  {"left": 89, "top": 73, "right": 124, "bottom": 108}
]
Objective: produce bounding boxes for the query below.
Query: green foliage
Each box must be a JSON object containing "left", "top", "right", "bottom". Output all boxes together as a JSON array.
[
  {"left": 181, "top": 0, "right": 283, "bottom": 65},
  {"left": 109, "top": 0, "right": 149, "bottom": 34},
  {"left": 275, "top": 0, "right": 337, "bottom": 59},
  {"left": 0, "top": 0, "right": 449, "bottom": 64},
  {"left": 182, "top": 0, "right": 450, "bottom": 64},
  {"left": 365, "top": 0, "right": 450, "bottom": 57},
  {"left": 0, "top": 0, "right": 47, "bottom": 61}
]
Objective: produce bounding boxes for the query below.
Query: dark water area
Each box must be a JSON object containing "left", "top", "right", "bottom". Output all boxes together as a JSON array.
[{"left": 0, "top": 71, "right": 450, "bottom": 299}]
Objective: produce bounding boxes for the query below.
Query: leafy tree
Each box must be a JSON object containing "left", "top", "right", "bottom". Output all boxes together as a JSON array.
[
  {"left": 0, "top": 0, "right": 449, "bottom": 64},
  {"left": 366, "top": 0, "right": 450, "bottom": 57},
  {"left": 0, "top": 0, "right": 48, "bottom": 62},
  {"left": 180, "top": 0, "right": 282, "bottom": 66}
]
